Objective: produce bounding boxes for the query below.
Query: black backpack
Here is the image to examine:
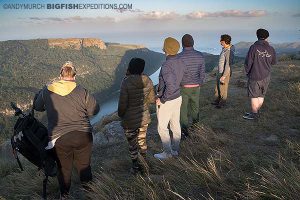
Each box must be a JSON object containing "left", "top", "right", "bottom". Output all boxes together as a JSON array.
[{"left": 10, "top": 102, "right": 57, "bottom": 199}]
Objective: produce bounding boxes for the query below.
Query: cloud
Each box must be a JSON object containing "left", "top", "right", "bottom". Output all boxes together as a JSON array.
[
  {"left": 139, "top": 11, "right": 180, "bottom": 20},
  {"left": 27, "top": 16, "right": 116, "bottom": 23},
  {"left": 292, "top": 13, "right": 300, "bottom": 17},
  {"left": 47, "top": 17, "right": 65, "bottom": 22},
  {"left": 116, "top": 8, "right": 143, "bottom": 13},
  {"left": 136, "top": 10, "right": 267, "bottom": 21},
  {"left": 25, "top": 9, "right": 268, "bottom": 25},
  {"left": 186, "top": 10, "right": 267, "bottom": 19},
  {"left": 29, "top": 17, "right": 42, "bottom": 21}
]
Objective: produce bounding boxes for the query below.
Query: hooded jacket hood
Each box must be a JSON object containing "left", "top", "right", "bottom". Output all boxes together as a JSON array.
[{"left": 47, "top": 80, "right": 77, "bottom": 96}]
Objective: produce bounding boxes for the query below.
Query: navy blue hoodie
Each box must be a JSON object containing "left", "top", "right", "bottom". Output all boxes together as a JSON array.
[{"left": 244, "top": 40, "right": 276, "bottom": 81}]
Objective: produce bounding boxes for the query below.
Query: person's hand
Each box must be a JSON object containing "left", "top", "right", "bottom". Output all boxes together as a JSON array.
[
  {"left": 220, "top": 76, "right": 226, "bottom": 83},
  {"left": 156, "top": 98, "right": 161, "bottom": 106}
]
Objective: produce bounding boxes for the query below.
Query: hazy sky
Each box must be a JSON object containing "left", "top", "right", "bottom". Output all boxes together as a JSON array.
[{"left": 0, "top": 0, "right": 299, "bottom": 49}]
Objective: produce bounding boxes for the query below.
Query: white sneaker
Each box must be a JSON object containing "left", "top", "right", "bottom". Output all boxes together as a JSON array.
[
  {"left": 171, "top": 150, "right": 179, "bottom": 157},
  {"left": 154, "top": 151, "right": 173, "bottom": 160}
]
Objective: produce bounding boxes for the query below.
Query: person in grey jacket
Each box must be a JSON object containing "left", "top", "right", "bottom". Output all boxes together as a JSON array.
[
  {"left": 243, "top": 28, "right": 276, "bottom": 120},
  {"left": 34, "top": 61, "right": 99, "bottom": 198},
  {"left": 212, "top": 34, "right": 235, "bottom": 108},
  {"left": 155, "top": 37, "right": 186, "bottom": 160},
  {"left": 178, "top": 34, "right": 205, "bottom": 137}
]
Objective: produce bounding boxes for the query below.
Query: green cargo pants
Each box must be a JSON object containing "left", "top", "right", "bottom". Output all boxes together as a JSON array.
[{"left": 180, "top": 86, "right": 200, "bottom": 129}]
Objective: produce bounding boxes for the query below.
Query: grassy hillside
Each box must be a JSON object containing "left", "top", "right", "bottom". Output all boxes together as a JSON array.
[{"left": 0, "top": 60, "right": 299, "bottom": 199}]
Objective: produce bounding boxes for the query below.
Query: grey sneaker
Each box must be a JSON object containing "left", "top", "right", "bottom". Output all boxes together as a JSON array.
[
  {"left": 154, "top": 151, "right": 173, "bottom": 160},
  {"left": 243, "top": 112, "right": 258, "bottom": 120},
  {"left": 244, "top": 111, "right": 260, "bottom": 118}
]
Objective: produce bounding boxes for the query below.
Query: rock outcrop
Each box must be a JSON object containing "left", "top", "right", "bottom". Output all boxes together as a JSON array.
[
  {"left": 93, "top": 121, "right": 125, "bottom": 146},
  {"left": 48, "top": 38, "right": 106, "bottom": 50},
  {"left": 82, "top": 38, "right": 107, "bottom": 49}
]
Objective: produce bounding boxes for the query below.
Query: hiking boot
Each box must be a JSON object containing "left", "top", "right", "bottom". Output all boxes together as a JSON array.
[
  {"left": 130, "top": 166, "right": 140, "bottom": 175},
  {"left": 181, "top": 128, "right": 189, "bottom": 139},
  {"left": 154, "top": 151, "right": 172, "bottom": 160},
  {"left": 211, "top": 99, "right": 220, "bottom": 105},
  {"left": 60, "top": 194, "right": 70, "bottom": 200},
  {"left": 171, "top": 150, "right": 179, "bottom": 157},
  {"left": 130, "top": 160, "right": 141, "bottom": 175},
  {"left": 181, "top": 133, "right": 187, "bottom": 140},
  {"left": 215, "top": 100, "right": 226, "bottom": 109},
  {"left": 243, "top": 112, "right": 259, "bottom": 120}
]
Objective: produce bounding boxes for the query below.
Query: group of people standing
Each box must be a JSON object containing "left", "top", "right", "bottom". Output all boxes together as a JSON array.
[
  {"left": 117, "top": 28, "right": 276, "bottom": 175},
  {"left": 33, "top": 28, "right": 276, "bottom": 198},
  {"left": 117, "top": 33, "right": 231, "bottom": 173}
]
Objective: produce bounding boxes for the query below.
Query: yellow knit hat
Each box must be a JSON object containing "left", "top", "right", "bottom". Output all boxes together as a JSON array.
[{"left": 163, "top": 37, "right": 180, "bottom": 55}]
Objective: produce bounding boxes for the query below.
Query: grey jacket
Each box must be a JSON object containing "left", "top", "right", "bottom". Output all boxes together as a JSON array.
[
  {"left": 34, "top": 80, "right": 100, "bottom": 140},
  {"left": 157, "top": 55, "right": 186, "bottom": 103},
  {"left": 178, "top": 47, "right": 206, "bottom": 85},
  {"left": 218, "top": 45, "right": 235, "bottom": 77}
]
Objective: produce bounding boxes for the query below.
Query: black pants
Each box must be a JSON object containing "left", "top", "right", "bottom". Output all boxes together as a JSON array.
[{"left": 54, "top": 131, "right": 93, "bottom": 196}]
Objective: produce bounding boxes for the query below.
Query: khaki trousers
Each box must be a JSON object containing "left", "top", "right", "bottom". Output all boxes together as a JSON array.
[{"left": 157, "top": 96, "right": 182, "bottom": 153}]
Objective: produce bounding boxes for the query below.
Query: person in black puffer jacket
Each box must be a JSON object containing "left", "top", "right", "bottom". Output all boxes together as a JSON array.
[{"left": 118, "top": 58, "right": 156, "bottom": 175}]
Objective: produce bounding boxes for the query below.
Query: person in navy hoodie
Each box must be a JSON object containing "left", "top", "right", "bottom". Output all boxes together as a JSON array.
[
  {"left": 178, "top": 34, "right": 205, "bottom": 137},
  {"left": 243, "top": 29, "right": 277, "bottom": 120}
]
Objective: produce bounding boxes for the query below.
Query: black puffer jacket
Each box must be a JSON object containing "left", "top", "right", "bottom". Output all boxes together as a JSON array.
[{"left": 118, "top": 74, "right": 156, "bottom": 129}]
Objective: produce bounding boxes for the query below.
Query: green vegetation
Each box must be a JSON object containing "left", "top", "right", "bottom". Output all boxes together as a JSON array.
[
  {"left": 0, "top": 60, "right": 299, "bottom": 199},
  {"left": 278, "top": 52, "right": 300, "bottom": 62},
  {"left": 0, "top": 39, "right": 165, "bottom": 142},
  {"left": 0, "top": 39, "right": 223, "bottom": 143}
]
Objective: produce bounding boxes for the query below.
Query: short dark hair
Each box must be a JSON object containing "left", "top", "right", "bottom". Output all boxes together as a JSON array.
[
  {"left": 220, "top": 34, "right": 231, "bottom": 45},
  {"left": 127, "top": 58, "right": 145, "bottom": 75},
  {"left": 182, "top": 34, "right": 194, "bottom": 47},
  {"left": 256, "top": 28, "right": 269, "bottom": 40}
]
